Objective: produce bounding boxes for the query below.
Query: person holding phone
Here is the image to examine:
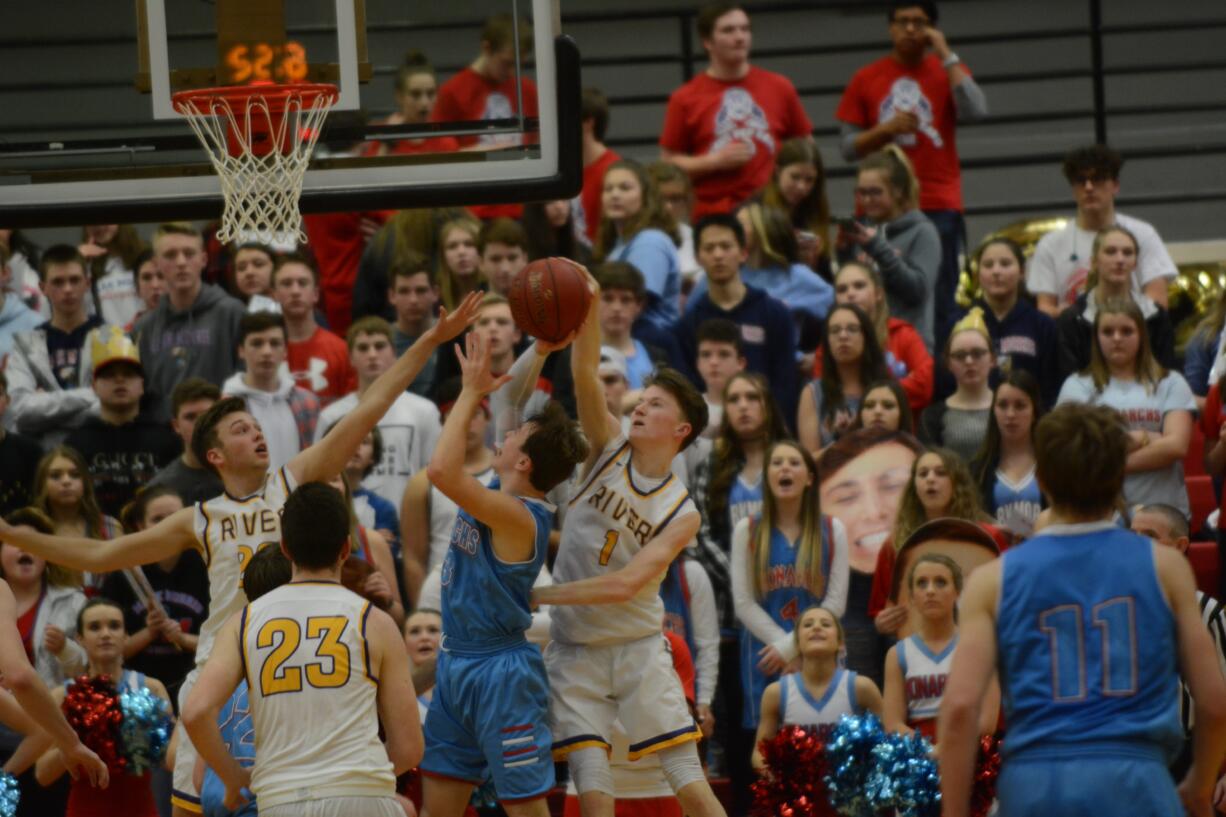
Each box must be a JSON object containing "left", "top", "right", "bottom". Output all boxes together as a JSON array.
[{"left": 836, "top": 1, "right": 988, "bottom": 345}]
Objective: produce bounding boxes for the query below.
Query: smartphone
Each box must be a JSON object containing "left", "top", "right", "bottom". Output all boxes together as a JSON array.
[{"left": 836, "top": 216, "right": 859, "bottom": 231}]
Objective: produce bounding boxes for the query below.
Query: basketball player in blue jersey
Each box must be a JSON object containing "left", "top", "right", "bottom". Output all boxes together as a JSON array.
[
  {"left": 0, "top": 291, "right": 483, "bottom": 817},
  {"left": 938, "top": 403, "right": 1226, "bottom": 817},
  {"left": 534, "top": 270, "right": 727, "bottom": 817},
  {"left": 420, "top": 331, "right": 588, "bottom": 817},
  {"left": 185, "top": 482, "right": 422, "bottom": 817}
]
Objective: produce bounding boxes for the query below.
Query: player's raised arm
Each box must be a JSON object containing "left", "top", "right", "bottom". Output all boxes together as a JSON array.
[
  {"left": 0, "top": 506, "right": 196, "bottom": 574},
  {"left": 368, "top": 606, "right": 424, "bottom": 775},
  {"left": 569, "top": 265, "right": 620, "bottom": 471},
  {"left": 535, "top": 511, "right": 700, "bottom": 606},
  {"left": 937, "top": 561, "right": 1002, "bottom": 817},
  {"left": 290, "top": 291, "right": 483, "bottom": 485},
  {"left": 427, "top": 333, "right": 538, "bottom": 561},
  {"left": 182, "top": 612, "right": 250, "bottom": 811},
  {"left": 0, "top": 583, "right": 108, "bottom": 788}
]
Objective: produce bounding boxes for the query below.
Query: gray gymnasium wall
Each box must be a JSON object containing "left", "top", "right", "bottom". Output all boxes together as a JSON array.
[{"left": 6, "top": 0, "right": 1224, "bottom": 250}]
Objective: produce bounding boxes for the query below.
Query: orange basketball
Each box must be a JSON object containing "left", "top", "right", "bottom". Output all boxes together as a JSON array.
[{"left": 507, "top": 258, "right": 592, "bottom": 343}]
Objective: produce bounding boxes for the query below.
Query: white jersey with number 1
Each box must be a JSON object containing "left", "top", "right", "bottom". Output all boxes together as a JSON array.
[
  {"left": 551, "top": 436, "right": 696, "bottom": 647},
  {"left": 192, "top": 465, "right": 296, "bottom": 666},
  {"left": 241, "top": 581, "right": 395, "bottom": 808}
]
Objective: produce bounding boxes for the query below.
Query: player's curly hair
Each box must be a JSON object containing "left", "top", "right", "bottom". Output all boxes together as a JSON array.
[{"left": 522, "top": 401, "right": 590, "bottom": 493}]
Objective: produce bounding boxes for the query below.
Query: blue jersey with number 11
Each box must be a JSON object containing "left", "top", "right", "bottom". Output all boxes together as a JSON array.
[{"left": 996, "top": 523, "right": 1181, "bottom": 760}]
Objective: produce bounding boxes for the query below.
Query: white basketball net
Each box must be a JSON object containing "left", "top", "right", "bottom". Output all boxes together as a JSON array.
[{"left": 174, "top": 87, "right": 336, "bottom": 245}]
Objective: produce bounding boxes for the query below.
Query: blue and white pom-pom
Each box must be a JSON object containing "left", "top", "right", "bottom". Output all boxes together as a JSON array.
[
  {"left": 118, "top": 687, "right": 173, "bottom": 775},
  {"left": 0, "top": 771, "right": 20, "bottom": 817},
  {"left": 824, "top": 713, "right": 886, "bottom": 817},
  {"left": 865, "top": 731, "right": 941, "bottom": 817}
]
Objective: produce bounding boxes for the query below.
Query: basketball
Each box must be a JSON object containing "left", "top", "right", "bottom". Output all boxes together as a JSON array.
[{"left": 507, "top": 257, "right": 592, "bottom": 343}]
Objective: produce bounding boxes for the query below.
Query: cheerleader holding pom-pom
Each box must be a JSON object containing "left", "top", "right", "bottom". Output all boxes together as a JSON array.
[
  {"left": 35, "top": 598, "right": 173, "bottom": 817},
  {"left": 751, "top": 604, "right": 883, "bottom": 775},
  {"left": 883, "top": 553, "right": 999, "bottom": 746}
]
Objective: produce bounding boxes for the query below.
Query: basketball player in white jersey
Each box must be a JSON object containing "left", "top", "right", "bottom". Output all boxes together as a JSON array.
[
  {"left": 533, "top": 271, "right": 727, "bottom": 817},
  {"left": 0, "top": 291, "right": 482, "bottom": 816},
  {"left": 183, "top": 482, "right": 421, "bottom": 817}
]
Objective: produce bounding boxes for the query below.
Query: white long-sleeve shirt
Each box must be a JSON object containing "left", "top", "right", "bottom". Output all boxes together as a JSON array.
[
  {"left": 730, "top": 515, "right": 849, "bottom": 663},
  {"left": 680, "top": 558, "right": 720, "bottom": 707}
]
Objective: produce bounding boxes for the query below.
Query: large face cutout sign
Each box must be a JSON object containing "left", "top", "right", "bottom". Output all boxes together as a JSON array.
[
  {"left": 817, "top": 429, "right": 923, "bottom": 574},
  {"left": 892, "top": 518, "right": 1001, "bottom": 638}
]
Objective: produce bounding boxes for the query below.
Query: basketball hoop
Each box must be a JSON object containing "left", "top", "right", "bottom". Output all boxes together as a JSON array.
[{"left": 172, "top": 83, "right": 338, "bottom": 245}]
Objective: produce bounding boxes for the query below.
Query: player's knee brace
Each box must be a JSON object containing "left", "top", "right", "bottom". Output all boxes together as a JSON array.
[
  {"left": 567, "top": 746, "right": 614, "bottom": 796},
  {"left": 657, "top": 742, "right": 705, "bottom": 793}
]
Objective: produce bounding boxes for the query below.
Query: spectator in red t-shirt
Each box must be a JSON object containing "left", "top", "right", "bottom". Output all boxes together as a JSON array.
[
  {"left": 837, "top": 1, "right": 988, "bottom": 343},
  {"left": 659, "top": 2, "right": 813, "bottom": 220},
  {"left": 272, "top": 253, "right": 355, "bottom": 406},
  {"left": 433, "top": 14, "right": 538, "bottom": 220},
  {"left": 576, "top": 88, "right": 621, "bottom": 244}
]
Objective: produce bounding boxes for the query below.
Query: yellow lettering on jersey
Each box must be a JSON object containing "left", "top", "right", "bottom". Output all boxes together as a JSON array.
[
  {"left": 585, "top": 486, "right": 656, "bottom": 546},
  {"left": 598, "top": 530, "right": 619, "bottom": 566},
  {"left": 236, "top": 542, "right": 279, "bottom": 588},
  {"left": 255, "top": 615, "right": 353, "bottom": 696},
  {"left": 219, "top": 509, "right": 281, "bottom": 543},
  {"left": 304, "top": 617, "right": 350, "bottom": 689},
  {"left": 257, "top": 618, "right": 303, "bottom": 696}
]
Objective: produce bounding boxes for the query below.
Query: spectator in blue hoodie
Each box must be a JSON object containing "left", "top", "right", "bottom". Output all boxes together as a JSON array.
[
  {"left": 946, "top": 237, "right": 1061, "bottom": 407},
  {"left": 677, "top": 214, "right": 799, "bottom": 430},
  {"left": 687, "top": 203, "right": 833, "bottom": 358}
]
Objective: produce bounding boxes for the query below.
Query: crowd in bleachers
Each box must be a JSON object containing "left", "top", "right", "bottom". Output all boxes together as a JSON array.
[{"left": 0, "top": 2, "right": 1224, "bottom": 816}]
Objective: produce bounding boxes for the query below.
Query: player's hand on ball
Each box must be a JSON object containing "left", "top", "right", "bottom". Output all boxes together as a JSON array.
[
  {"left": 455, "top": 333, "right": 512, "bottom": 397},
  {"left": 535, "top": 330, "right": 578, "bottom": 356}
]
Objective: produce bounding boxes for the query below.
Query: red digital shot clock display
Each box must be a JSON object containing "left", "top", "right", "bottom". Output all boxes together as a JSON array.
[{"left": 224, "top": 41, "right": 308, "bottom": 84}]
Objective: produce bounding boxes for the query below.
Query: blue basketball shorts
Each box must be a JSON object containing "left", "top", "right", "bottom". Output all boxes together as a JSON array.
[
  {"left": 420, "top": 644, "right": 554, "bottom": 802},
  {"left": 997, "top": 750, "right": 1181, "bottom": 817}
]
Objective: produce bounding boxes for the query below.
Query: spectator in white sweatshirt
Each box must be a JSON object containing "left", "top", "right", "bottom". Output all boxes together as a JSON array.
[{"left": 221, "top": 311, "right": 321, "bottom": 470}]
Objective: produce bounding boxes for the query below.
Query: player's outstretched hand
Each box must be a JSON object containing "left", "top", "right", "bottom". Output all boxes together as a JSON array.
[
  {"left": 62, "top": 740, "right": 109, "bottom": 789},
  {"left": 455, "top": 333, "right": 513, "bottom": 398},
  {"left": 427, "top": 291, "right": 484, "bottom": 346}
]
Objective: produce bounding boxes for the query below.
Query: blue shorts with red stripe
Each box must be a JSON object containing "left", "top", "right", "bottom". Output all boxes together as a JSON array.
[{"left": 421, "top": 643, "right": 554, "bottom": 801}]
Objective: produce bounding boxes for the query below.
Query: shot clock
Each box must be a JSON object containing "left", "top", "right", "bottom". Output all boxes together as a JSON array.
[{"left": 222, "top": 41, "right": 309, "bottom": 84}]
